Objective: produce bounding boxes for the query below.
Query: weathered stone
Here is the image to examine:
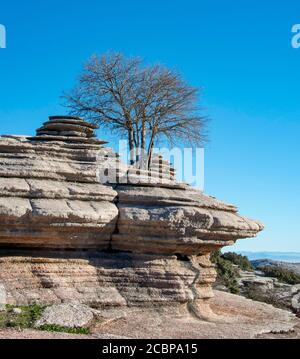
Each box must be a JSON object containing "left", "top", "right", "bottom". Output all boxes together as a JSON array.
[
  {"left": 0, "top": 115, "right": 264, "bottom": 321},
  {"left": 58, "top": 131, "right": 88, "bottom": 137},
  {"left": 36, "top": 303, "right": 97, "bottom": 328},
  {"left": 28, "top": 135, "right": 107, "bottom": 145},
  {"left": 36, "top": 130, "right": 59, "bottom": 136},
  {"left": 12, "top": 308, "right": 22, "bottom": 315},
  {"left": 48, "top": 116, "right": 99, "bottom": 129},
  {"left": 0, "top": 252, "right": 204, "bottom": 307},
  {"left": 1, "top": 291, "right": 300, "bottom": 339},
  {"left": 238, "top": 270, "right": 300, "bottom": 313},
  {"left": 0, "top": 121, "right": 118, "bottom": 249},
  {"left": 40, "top": 122, "right": 94, "bottom": 135},
  {"left": 113, "top": 186, "right": 263, "bottom": 255}
]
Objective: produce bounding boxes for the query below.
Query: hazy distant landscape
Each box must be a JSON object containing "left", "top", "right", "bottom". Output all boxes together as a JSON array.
[{"left": 234, "top": 252, "right": 300, "bottom": 263}]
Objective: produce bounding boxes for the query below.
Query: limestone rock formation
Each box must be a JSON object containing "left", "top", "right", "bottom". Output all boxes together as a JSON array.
[
  {"left": 238, "top": 270, "right": 300, "bottom": 314},
  {"left": 2, "top": 291, "right": 299, "bottom": 339},
  {"left": 0, "top": 116, "right": 264, "bottom": 320},
  {"left": 0, "top": 118, "right": 117, "bottom": 249},
  {"left": 114, "top": 185, "right": 262, "bottom": 255}
]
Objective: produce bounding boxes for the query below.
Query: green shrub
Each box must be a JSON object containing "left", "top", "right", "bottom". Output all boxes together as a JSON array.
[
  {"left": 258, "top": 265, "right": 300, "bottom": 285},
  {"left": 39, "top": 324, "right": 90, "bottom": 335},
  {"left": 222, "top": 252, "right": 254, "bottom": 271},
  {"left": 0, "top": 304, "right": 43, "bottom": 329},
  {"left": 211, "top": 251, "right": 240, "bottom": 294}
]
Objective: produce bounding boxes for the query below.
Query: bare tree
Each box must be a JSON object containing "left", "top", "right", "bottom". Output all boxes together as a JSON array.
[{"left": 63, "top": 53, "right": 206, "bottom": 167}]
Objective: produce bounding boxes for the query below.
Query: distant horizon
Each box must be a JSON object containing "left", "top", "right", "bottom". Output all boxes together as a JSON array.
[
  {"left": 225, "top": 250, "right": 300, "bottom": 263},
  {"left": 235, "top": 251, "right": 300, "bottom": 254}
]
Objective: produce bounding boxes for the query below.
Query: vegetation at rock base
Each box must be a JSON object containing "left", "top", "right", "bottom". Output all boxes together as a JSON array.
[
  {"left": 38, "top": 324, "right": 90, "bottom": 335},
  {"left": 258, "top": 265, "right": 300, "bottom": 285},
  {"left": 0, "top": 305, "right": 43, "bottom": 329},
  {"left": 222, "top": 252, "right": 254, "bottom": 272},
  {"left": 0, "top": 305, "right": 90, "bottom": 335},
  {"left": 211, "top": 251, "right": 255, "bottom": 294},
  {"left": 210, "top": 251, "right": 240, "bottom": 294},
  {"left": 211, "top": 252, "right": 300, "bottom": 313}
]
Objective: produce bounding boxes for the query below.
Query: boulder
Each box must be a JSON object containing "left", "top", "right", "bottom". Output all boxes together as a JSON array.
[{"left": 36, "top": 303, "right": 97, "bottom": 328}]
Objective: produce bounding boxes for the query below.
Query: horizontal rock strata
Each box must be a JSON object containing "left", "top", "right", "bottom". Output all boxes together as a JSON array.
[
  {"left": 0, "top": 116, "right": 263, "bottom": 318},
  {"left": 0, "top": 252, "right": 214, "bottom": 309},
  {"left": 113, "top": 186, "right": 263, "bottom": 255},
  {"left": 0, "top": 118, "right": 118, "bottom": 248}
]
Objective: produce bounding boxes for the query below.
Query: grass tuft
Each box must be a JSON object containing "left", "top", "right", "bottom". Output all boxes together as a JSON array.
[
  {"left": 38, "top": 324, "right": 90, "bottom": 335},
  {"left": 0, "top": 304, "right": 44, "bottom": 329}
]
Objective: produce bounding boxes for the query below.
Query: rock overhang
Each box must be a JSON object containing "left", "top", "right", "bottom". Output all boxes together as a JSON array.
[{"left": 0, "top": 116, "right": 263, "bottom": 254}]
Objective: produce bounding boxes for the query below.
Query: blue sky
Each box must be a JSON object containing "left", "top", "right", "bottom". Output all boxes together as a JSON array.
[{"left": 0, "top": 0, "right": 299, "bottom": 252}]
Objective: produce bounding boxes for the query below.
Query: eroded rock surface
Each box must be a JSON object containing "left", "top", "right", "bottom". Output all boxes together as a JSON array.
[
  {"left": 114, "top": 186, "right": 263, "bottom": 256},
  {"left": 35, "top": 303, "right": 98, "bottom": 328},
  {"left": 239, "top": 270, "right": 300, "bottom": 313},
  {"left": 0, "top": 116, "right": 264, "bottom": 320},
  {"left": 0, "top": 252, "right": 213, "bottom": 309},
  {"left": 2, "top": 291, "right": 299, "bottom": 339}
]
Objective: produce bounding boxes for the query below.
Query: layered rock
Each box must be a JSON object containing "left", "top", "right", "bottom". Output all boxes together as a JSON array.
[
  {"left": 238, "top": 270, "right": 300, "bottom": 314},
  {"left": 0, "top": 143, "right": 118, "bottom": 249},
  {"left": 29, "top": 115, "right": 106, "bottom": 145},
  {"left": 114, "top": 186, "right": 262, "bottom": 255},
  {"left": 0, "top": 116, "right": 263, "bottom": 319},
  {"left": 0, "top": 251, "right": 201, "bottom": 307},
  {"left": 1, "top": 291, "right": 300, "bottom": 339},
  {"left": 150, "top": 154, "right": 176, "bottom": 180}
]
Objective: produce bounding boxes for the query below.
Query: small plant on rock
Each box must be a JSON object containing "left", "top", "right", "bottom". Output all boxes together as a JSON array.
[{"left": 211, "top": 251, "right": 240, "bottom": 294}]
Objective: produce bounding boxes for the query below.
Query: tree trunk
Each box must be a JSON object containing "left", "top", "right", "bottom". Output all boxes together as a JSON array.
[
  {"left": 141, "top": 121, "right": 146, "bottom": 150},
  {"left": 147, "top": 130, "right": 156, "bottom": 169},
  {"left": 128, "top": 128, "right": 135, "bottom": 165},
  {"left": 140, "top": 120, "right": 146, "bottom": 169},
  {"left": 135, "top": 130, "right": 140, "bottom": 165}
]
